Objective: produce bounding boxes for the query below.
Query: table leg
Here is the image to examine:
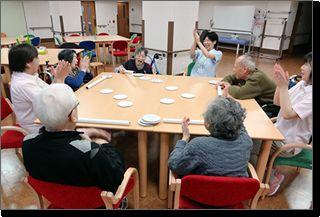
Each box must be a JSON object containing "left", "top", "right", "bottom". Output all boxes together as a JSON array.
[
  {"left": 138, "top": 132, "right": 148, "bottom": 197},
  {"left": 2, "top": 66, "right": 11, "bottom": 84},
  {"left": 103, "top": 43, "right": 107, "bottom": 65},
  {"left": 95, "top": 42, "right": 99, "bottom": 62},
  {"left": 256, "top": 140, "right": 272, "bottom": 182},
  {"left": 159, "top": 133, "right": 169, "bottom": 200}
]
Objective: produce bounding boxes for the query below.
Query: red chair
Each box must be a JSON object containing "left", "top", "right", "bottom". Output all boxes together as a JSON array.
[
  {"left": 97, "top": 32, "right": 109, "bottom": 36},
  {"left": 1, "top": 97, "right": 28, "bottom": 161},
  {"left": 109, "top": 41, "right": 129, "bottom": 66},
  {"left": 69, "top": 33, "right": 81, "bottom": 37},
  {"left": 25, "top": 167, "right": 139, "bottom": 209},
  {"left": 168, "top": 163, "right": 266, "bottom": 209},
  {"left": 130, "top": 36, "right": 141, "bottom": 53}
]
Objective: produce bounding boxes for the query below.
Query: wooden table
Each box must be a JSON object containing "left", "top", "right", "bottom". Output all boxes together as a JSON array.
[
  {"left": 1, "top": 37, "right": 25, "bottom": 47},
  {"left": 74, "top": 73, "right": 285, "bottom": 199},
  {"left": 63, "top": 35, "right": 131, "bottom": 64}
]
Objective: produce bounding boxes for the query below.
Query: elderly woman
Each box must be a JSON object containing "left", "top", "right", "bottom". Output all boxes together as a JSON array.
[
  {"left": 116, "top": 47, "right": 153, "bottom": 74},
  {"left": 58, "top": 49, "right": 93, "bottom": 91},
  {"left": 190, "top": 29, "right": 222, "bottom": 77},
  {"left": 168, "top": 96, "right": 252, "bottom": 177}
]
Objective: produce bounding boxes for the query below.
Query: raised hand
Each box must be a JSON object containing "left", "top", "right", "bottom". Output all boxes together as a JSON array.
[
  {"left": 51, "top": 60, "right": 71, "bottom": 83},
  {"left": 80, "top": 56, "right": 90, "bottom": 72},
  {"left": 273, "top": 63, "right": 289, "bottom": 88},
  {"left": 181, "top": 116, "right": 190, "bottom": 142},
  {"left": 193, "top": 29, "right": 200, "bottom": 43}
]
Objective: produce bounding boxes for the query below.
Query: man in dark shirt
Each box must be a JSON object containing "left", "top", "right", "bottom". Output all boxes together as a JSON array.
[
  {"left": 22, "top": 83, "right": 125, "bottom": 194},
  {"left": 116, "top": 47, "right": 153, "bottom": 74}
]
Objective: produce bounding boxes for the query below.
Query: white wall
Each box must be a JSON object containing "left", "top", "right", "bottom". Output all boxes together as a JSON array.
[
  {"left": 143, "top": 1, "right": 198, "bottom": 75},
  {"left": 129, "top": 0, "right": 142, "bottom": 33},
  {"left": 198, "top": 1, "right": 299, "bottom": 51},
  {"left": 1, "top": 1, "right": 28, "bottom": 37},
  {"left": 23, "top": 1, "right": 52, "bottom": 39},
  {"left": 95, "top": 1, "right": 118, "bottom": 35}
]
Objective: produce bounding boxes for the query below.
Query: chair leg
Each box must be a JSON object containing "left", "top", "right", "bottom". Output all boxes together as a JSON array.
[
  {"left": 296, "top": 167, "right": 301, "bottom": 173},
  {"left": 167, "top": 188, "right": 173, "bottom": 209}
]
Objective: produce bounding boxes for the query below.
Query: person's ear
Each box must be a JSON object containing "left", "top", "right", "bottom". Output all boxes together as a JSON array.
[
  {"left": 69, "top": 109, "right": 78, "bottom": 123},
  {"left": 25, "top": 63, "right": 31, "bottom": 68}
]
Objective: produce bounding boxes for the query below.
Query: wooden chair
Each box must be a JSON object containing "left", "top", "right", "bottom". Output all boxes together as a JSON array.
[
  {"left": 25, "top": 167, "right": 139, "bottom": 209},
  {"left": 182, "top": 61, "right": 195, "bottom": 76},
  {"left": 168, "top": 163, "right": 266, "bottom": 209},
  {"left": 1, "top": 97, "right": 28, "bottom": 162},
  {"left": 1, "top": 32, "right": 7, "bottom": 37}
]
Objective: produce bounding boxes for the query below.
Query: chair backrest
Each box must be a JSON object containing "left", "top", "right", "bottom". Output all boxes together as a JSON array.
[
  {"left": 180, "top": 174, "right": 260, "bottom": 207},
  {"left": 97, "top": 32, "right": 109, "bottom": 36},
  {"left": 31, "top": 37, "right": 41, "bottom": 46},
  {"left": 1, "top": 32, "right": 7, "bottom": 37},
  {"left": 69, "top": 33, "right": 81, "bottom": 37},
  {"left": 1, "top": 97, "right": 13, "bottom": 120},
  {"left": 79, "top": 40, "right": 96, "bottom": 50},
  {"left": 186, "top": 61, "right": 195, "bottom": 76},
  {"left": 132, "top": 36, "right": 140, "bottom": 44},
  {"left": 130, "top": 33, "right": 137, "bottom": 40},
  {"left": 24, "top": 34, "right": 35, "bottom": 38},
  {"left": 112, "top": 41, "right": 128, "bottom": 51},
  {"left": 58, "top": 42, "right": 81, "bottom": 49},
  {"left": 27, "top": 175, "right": 105, "bottom": 209}
]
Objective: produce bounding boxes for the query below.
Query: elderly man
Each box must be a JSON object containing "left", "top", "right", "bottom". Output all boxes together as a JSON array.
[
  {"left": 22, "top": 84, "right": 125, "bottom": 196},
  {"left": 220, "top": 54, "right": 276, "bottom": 107}
]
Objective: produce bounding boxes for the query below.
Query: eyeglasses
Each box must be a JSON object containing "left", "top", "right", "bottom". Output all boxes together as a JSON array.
[{"left": 68, "top": 101, "right": 80, "bottom": 117}]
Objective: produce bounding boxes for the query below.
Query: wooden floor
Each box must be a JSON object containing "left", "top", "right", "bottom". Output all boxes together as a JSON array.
[{"left": 1, "top": 45, "right": 312, "bottom": 209}]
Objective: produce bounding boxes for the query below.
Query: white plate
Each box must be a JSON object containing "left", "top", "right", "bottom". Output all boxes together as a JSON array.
[
  {"left": 101, "top": 74, "right": 113, "bottom": 79},
  {"left": 117, "top": 100, "right": 133, "bottom": 107},
  {"left": 138, "top": 119, "right": 152, "bottom": 127},
  {"left": 151, "top": 78, "right": 163, "bottom": 83},
  {"left": 181, "top": 93, "right": 195, "bottom": 99},
  {"left": 139, "top": 76, "right": 151, "bottom": 80},
  {"left": 133, "top": 73, "right": 144, "bottom": 77},
  {"left": 99, "top": 88, "right": 114, "bottom": 94},
  {"left": 165, "top": 86, "right": 178, "bottom": 91},
  {"left": 208, "top": 80, "right": 218, "bottom": 85},
  {"left": 160, "top": 98, "right": 175, "bottom": 104},
  {"left": 113, "top": 94, "right": 128, "bottom": 100},
  {"left": 142, "top": 114, "right": 161, "bottom": 123},
  {"left": 124, "top": 70, "right": 134, "bottom": 74}
]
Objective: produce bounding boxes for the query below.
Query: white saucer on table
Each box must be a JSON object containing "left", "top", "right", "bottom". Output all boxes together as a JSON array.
[
  {"left": 101, "top": 74, "right": 113, "bottom": 79},
  {"left": 138, "top": 118, "right": 152, "bottom": 127},
  {"left": 160, "top": 98, "right": 175, "bottom": 104},
  {"left": 133, "top": 73, "right": 144, "bottom": 77},
  {"left": 139, "top": 76, "right": 151, "bottom": 80},
  {"left": 99, "top": 89, "right": 114, "bottom": 94},
  {"left": 208, "top": 80, "right": 218, "bottom": 85},
  {"left": 142, "top": 114, "right": 161, "bottom": 124},
  {"left": 113, "top": 94, "right": 128, "bottom": 100},
  {"left": 181, "top": 93, "right": 195, "bottom": 99},
  {"left": 117, "top": 100, "right": 133, "bottom": 108},
  {"left": 165, "top": 86, "right": 178, "bottom": 91},
  {"left": 151, "top": 78, "right": 163, "bottom": 83}
]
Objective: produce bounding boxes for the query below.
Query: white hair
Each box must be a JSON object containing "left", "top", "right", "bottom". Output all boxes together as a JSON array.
[
  {"left": 238, "top": 55, "right": 256, "bottom": 72},
  {"left": 33, "top": 83, "right": 78, "bottom": 131}
]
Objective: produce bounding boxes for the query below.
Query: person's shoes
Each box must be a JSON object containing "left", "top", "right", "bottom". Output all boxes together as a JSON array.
[
  {"left": 119, "top": 197, "right": 128, "bottom": 209},
  {"left": 268, "top": 172, "right": 285, "bottom": 196}
]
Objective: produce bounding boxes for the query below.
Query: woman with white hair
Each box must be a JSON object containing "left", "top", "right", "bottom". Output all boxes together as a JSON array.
[
  {"left": 168, "top": 96, "right": 252, "bottom": 177},
  {"left": 22, "top": 84, "right": 125, "bottom": 196}
]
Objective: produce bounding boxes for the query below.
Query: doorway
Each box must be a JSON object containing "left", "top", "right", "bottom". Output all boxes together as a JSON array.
[
  {"left": 81, "top": 1, "right": 97, "bottom": 35},
  {"left": 117, "top": 1, "right": 130, "bottom": 38}
]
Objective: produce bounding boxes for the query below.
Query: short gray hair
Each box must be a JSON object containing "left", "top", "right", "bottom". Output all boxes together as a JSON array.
[
  {"left": 203, "top": 97, "right": 246, "bottom": 139},
  {"left": 33, "top": 84, "right": 79, "bottom": 131},
  {"left": 238, "top": 55, "right": 256, "bottom": 72}
]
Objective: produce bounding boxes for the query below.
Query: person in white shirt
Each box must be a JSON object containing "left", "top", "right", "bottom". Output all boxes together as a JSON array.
[
  {"left": 9, "top": 43, "right": 71, "bottom": 133},
  {"left": 190, "top": 29, "right": 223, "bottom": 77},
  {"left": 267, "top": 52, "right": 312, "bottom": 196}
]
